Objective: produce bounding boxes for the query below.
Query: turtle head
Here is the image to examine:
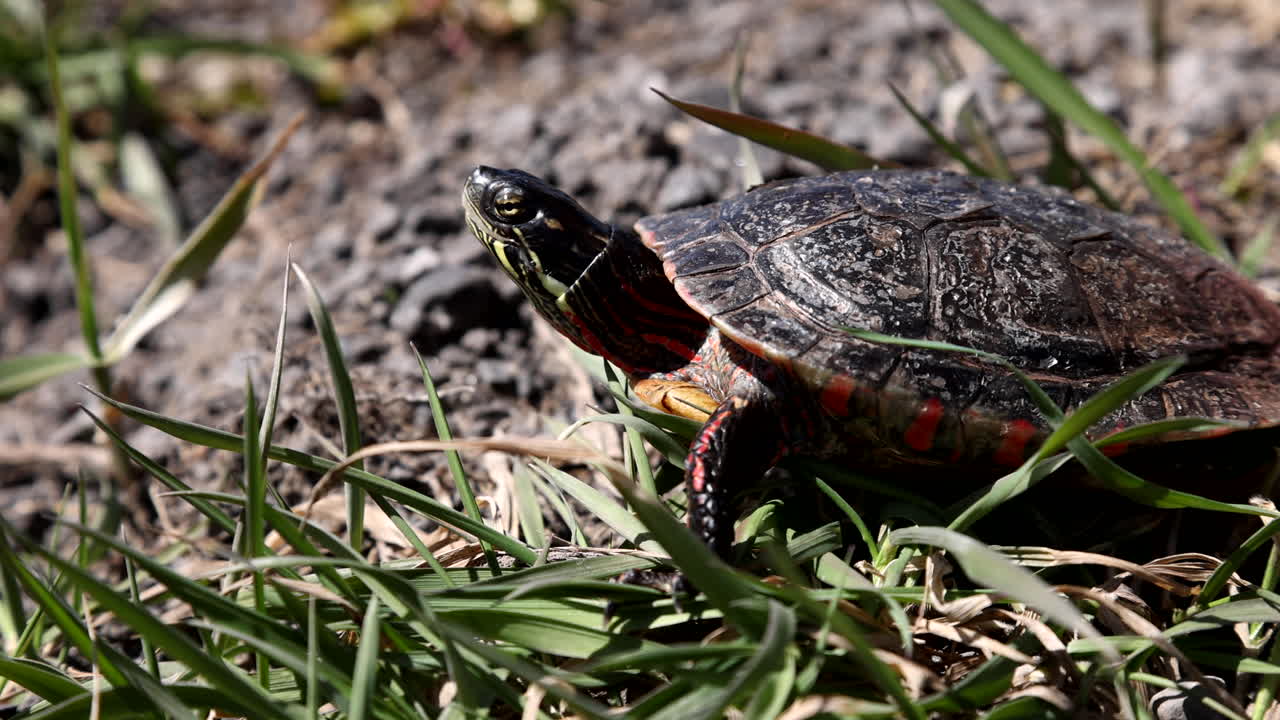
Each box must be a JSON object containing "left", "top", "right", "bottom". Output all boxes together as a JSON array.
[
  {"left": 463, "top": 166, "right": 710, "bottom": 375},
  {"left": 463, "top": 167, "right": 611, "bottom": 309}
]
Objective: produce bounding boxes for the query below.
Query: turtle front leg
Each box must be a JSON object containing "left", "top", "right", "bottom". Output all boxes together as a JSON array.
[{"left": 686, "top": 395, "right": 787, "bottom": 560}]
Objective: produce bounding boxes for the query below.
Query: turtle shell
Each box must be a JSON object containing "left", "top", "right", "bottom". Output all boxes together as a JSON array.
[{"left": 635, "top": 170, "right": 1280, "bottom": 465}]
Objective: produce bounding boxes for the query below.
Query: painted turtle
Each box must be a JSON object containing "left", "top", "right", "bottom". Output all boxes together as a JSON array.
[{"left": 462, "top": 167, "right": 1280, "bottom": 559}]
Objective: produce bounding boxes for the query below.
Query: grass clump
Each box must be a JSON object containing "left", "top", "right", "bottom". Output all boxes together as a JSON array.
[{"left": 4, "top": 1, "right": 1280, "bottom": 718}]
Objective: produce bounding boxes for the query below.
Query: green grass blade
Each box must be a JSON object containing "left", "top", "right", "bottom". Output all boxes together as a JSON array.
[
  {"left": 531, "top": 459, "right": 660, "bottom": 554},
  {"left": 242, "top": 373, "right": 264, "bottom": 561},
  {"left": 10, "top": 535, "right": 296, "bottom": 719},
  {"left": 1199, "top": 517, "right": 1280, "bottom": 606},
  {"left": 842, "top": 329, "right": 1251, "bottom": 527},
  {"left": 1040, "top": 112, "right": 1122, "bottom": 210},
  {"left": 654, "top": 88, "right": 898, "bottom": 171},
  {"left": 119, "top": 132, "right": 181, "bottom": 247},
  {"left": 0, "top": 352, "right": 92, "bottom": 400},
  {"left": 94, "top": 642, "right": 198, "bottom": 720},
  {"left": 257, "top": 260, "right": 290, "bottom": 472},
  {"left": 16, "top": 684, "right": 279, "bottom": 720},
  {"left": 528, "top": 466, "right": 588, "bottom": 546},
  {"left": 123, "top": 556, "right": 160, "bottom": 679},
  {"left": 45, "top": 20, "right": 102, "bottom": 366},
  {"left": 0, "top": 518, "right": 128, "bottom": 688},
  {"left": 433, "top": 622, "right": 615, "bottom": 720},
  {"left": 564, "top": 412, "right": 688, "bottom": 467},
  {"left": 742, "top": 643, "right": 795, "bottom": 719},
  {"left": 931, "top": 0, "right": 1225, "bottom": 258},
  {"left": 769, "top": 582, "right": 924, "bottom": 719},
  {"left": 0, "top": 656, "right": 86, "bottom": 705},
  {"left": 348, "top": 594, "right": 380, "bottom": 720},
  {"left": 512, "top": 462, "right": 547, "bottom": 546},
  {"left": 411, "top": 343, "right": 496, "bottom": 571},
  {"left": 466, "top": 553, "right": 662, "bottom": 591},
  {"left": 813, "top": 477, "right": 878, "bottom": 559},
  {"left": 442, "top": 609, "right": 657, "bottom": 659},
  {"left": 240, "top": 372, "right": 271, "bottom": 690},
  {"left": 1171, "top": 594, "right": 1280, "bottom": 636},
  {"left": 291, "top": 263, "right": 366, "bottom": 547},
  {"left": 1092, "top": 417, "right": 1238, "bottom": 447},
  {"left": 652, "top": 601, "right": 796, "bottom": 720},
  {"left": 103, "top": 115, "right": 302, "bottom": 363},
  {"left": 38, "top": 523, "right": 395, "bottom": 706},
  {"left": 609, "top": 476, "right": 762, "bottom": 634},
  {"left": 84, "top": 387, "right": 538, "bottom": 564},
  {"left": 579, "top": 643, "right": 755, "bottom": 673},
  {"left": 601, "top": 361, "right": 658, "bottom": 496},
  {"left": 888, "top": 83, "right": 991, "bottom": 177},
  {"left": 78, "top": 405, "right": 236, "bottom": 532},
  {"left": 1037, "top": 357, "right": 1181, "bottom": 449},
  {"left": 1238, "top": 214, "right": 1277, "bottom": 279},
  {"left": 1220, "top": 110, "right": 1280, "bottom": 197},
  {"left": 127, "top": 34, "right": 341, "bottom": 100},
  {"left": 1065, "top": 434, "right": 1273, "bottom": 515}
]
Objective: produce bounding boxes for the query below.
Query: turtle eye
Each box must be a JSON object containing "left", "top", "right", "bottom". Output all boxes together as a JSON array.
[{"left": 492, "top": 185, "right": 535, "bottom": 223}]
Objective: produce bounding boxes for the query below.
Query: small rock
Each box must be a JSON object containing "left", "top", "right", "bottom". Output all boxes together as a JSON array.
[
  {"left": 1151, "top": 677, "right": 1228, "bottom": 720},
  {"left": 394, "top": 246, "right": 443, "bottom": 285},
  {"left": 362, "top": 200, "right": 403, "bottom": 245},
  {"left": 654, "top": 165, "right": 718, "bottom": 211},
  {"left": 390, "top": 266, "right": 519, "bottom": 343}
]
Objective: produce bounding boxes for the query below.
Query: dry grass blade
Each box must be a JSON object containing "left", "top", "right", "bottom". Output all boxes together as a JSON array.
[
  {"left": 1060, "top": 585, "right": 1250, "bottom": 718},
  {"left": 104, "top": 114, "right": 305, "bottom": 362},
  {"left": 913, "top": 616, "right": 1036, "bottom": 665},
  {"left": 998, "top": 547, "right": 1196, "bottom": 596}
]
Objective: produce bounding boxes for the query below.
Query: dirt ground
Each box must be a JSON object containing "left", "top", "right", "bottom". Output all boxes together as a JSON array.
[{"left": 2, "top": 0, "right": 1279, "bottom": 549}]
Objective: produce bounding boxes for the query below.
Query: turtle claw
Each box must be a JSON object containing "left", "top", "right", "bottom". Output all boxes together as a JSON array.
[
  {"left": 618, "top": 567, "right": 685, "bottom": 594},
  {"left": 606, "top": 568, "right": 697, "bottom": 616}
]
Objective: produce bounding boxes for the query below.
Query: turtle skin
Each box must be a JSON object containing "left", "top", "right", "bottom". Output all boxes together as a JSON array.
[{"left": 463, "top": 166, "right": 1280, "bottom": 572}]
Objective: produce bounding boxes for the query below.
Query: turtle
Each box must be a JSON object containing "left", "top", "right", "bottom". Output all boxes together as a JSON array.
[{"left": 461, "top": 166, "right": 1280, "bottom": 561}]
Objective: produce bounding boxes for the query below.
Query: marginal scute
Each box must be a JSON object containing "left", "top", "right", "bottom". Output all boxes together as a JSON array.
[
  {"left": 672, "top": 268, "right": 767, "bottom": 317},
  {"left": 636, "top": 206, "right": 719, "bottom": 257},
  {"left": 1195, "top": 270, "right": 1280, "bottom": 348},
  {"left": 666, "top": 238, "right": 750, "bottom": 276},
  {"left": 1068, "top": 239, "right": 1220, "bottom": 362},
  {"left": 716, "top": 294, "right": 821, "bottom": 364}
]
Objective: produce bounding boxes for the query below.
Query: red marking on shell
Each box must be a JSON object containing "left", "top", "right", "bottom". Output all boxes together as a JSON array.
[
  {"left": 1101, "top": 442, "right": 1129, "bottom": 457},
  {"left": 1100, "top": 422, "right": 1129, "bottom": 457},
  {"left": 820, "top": 374, "right": 858, "bottom": 416},
  {"left": 994, "top": 419, "right": 1038, "bottom": 466},
  {"left": 904, "top": 397, "right": 944, "bottom": 452}
]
